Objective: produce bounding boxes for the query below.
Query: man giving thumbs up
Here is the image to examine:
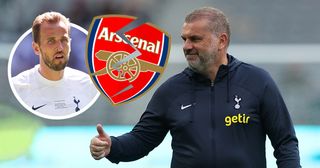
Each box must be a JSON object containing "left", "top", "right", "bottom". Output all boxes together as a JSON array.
[{"left": 90, "top": 124, "right": 112, "bottom": 160}]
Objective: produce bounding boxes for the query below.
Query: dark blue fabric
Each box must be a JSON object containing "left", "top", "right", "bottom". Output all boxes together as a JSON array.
[{"left": 106, "top": 54, "right": 301, "bottom": 168}]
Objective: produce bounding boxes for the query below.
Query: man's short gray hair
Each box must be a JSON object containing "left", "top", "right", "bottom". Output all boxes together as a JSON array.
[{"left": 185, "top": 7, "right": 231, "bottom": 45}]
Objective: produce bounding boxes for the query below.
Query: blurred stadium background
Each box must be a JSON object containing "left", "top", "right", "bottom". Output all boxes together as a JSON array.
[{"left": 0, "top": 0, "right": 320, "bottom": 167}]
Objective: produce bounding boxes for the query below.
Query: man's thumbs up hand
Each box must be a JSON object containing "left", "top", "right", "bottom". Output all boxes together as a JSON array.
[{"left": 90, "top": 124, "right": 112, "bottom": 160}]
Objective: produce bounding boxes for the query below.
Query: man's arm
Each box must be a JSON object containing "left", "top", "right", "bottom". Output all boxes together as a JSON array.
[
  {"left": 106, "top": 109, "right": 168, "bottom": 163},
  {"left": 90, "top": 109, "right": 168, "bottom": 164},
  {"left": 260, "top": 74, "right": 301, "bottom": 168},
  {"left": 105, "top": 83, "right": 170, "bottom": 163},
  {"left": 90, "top": 77, "right": 173, "bottom": 163}
]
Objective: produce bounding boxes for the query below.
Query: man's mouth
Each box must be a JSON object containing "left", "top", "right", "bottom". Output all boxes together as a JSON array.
[
  {"left": 54, "top": 54, "right": 64, "bottom": 60},
  {"left": 185, "top": 54, "right": 198, "bottom": 60}
]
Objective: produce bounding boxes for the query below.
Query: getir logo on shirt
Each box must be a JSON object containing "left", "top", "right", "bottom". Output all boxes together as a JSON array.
[{"left": 225, "top": 113, "right": 250, "bottom": 126}]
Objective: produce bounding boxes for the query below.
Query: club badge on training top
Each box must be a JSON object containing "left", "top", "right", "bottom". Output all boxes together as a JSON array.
[
  {"left": 234, "top": 95, "right": 241, "bottom": 110},
  {"left": 86, "top": 15, "right": 171, "bottom": 105}
]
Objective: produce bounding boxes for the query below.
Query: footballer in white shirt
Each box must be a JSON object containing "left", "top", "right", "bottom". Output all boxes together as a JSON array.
[{"left": 10, "top": 11, "right": 99, "bottom": 119}]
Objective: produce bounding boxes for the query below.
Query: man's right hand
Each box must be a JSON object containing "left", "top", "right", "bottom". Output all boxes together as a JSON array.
[{"left": 90, "top": 124, "right": 112, "bottom": 160}]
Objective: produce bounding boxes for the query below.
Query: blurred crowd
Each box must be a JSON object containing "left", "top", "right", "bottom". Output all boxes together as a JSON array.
[
  {"left": 1, "top": 0, "right": 320, "bottom": 44},
  {"left": 0, "top": 0, "right": 157, "bottom": 42}
]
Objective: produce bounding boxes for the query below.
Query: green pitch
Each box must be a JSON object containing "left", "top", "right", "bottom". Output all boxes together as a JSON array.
[{"left": 0, "top": 104, "right": 42, "bottom": 161}]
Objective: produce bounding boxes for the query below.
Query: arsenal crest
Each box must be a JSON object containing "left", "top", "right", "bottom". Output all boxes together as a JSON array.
[{"left": 86, "top": 15, "right": 171, "bottom": 105}]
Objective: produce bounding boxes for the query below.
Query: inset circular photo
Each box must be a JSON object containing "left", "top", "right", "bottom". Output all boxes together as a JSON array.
[{"left": 8, "top": 12, "right": 99, "bottom": 120}]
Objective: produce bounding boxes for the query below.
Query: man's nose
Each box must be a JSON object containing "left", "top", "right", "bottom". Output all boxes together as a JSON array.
[
  {"left": 183, "top": 40, "right": 193, "bottom": 50},
  {"left": 56, "top": 41, "right": 64, "bottom": 51}
]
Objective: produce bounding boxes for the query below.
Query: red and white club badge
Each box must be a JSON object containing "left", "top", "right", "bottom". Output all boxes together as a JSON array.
[{"left": 86, "top": 15, "right": 171, "bottom": 105}]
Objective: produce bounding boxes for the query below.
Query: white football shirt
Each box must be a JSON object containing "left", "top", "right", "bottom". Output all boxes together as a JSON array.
[{"left": 12, "top": 65, "right": 99, "bottom": 117}]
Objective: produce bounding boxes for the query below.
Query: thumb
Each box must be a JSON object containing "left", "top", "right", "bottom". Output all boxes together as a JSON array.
[{"left": 96, "top": 124, "right": 108, "bottom": 140}]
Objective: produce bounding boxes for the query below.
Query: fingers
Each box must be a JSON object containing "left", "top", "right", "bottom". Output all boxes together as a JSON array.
[
  {"left": 92, "top": 136, "right": 109, "bottom": 146},
  {"left": 96, "top": 124, "right": 111, "bottom": 144},
  {"left": 90, "top": 137, "right": 108, "bottom": 160},
  {"left": 91, "top": 144, "right": 107, "bottom": 152},
  {"left": 97, "top": 123, "right": 107, "bottom": 138},
  {"left": 90, "top": 137, "right": 109, "bottom": 150},
  {"left": 90, "top": 149, "right": 108, "bottom": 160},
  {"left": 90, "top": 125, "right": 112, "bottom": 160},
  {"left": 91, "top": 150, "right": 106, "bottom": 160}
]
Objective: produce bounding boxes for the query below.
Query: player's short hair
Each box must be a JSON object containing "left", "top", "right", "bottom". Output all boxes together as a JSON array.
[
  {"left": 185, "top": 7, "right": 231, "bottom": 46},
  {"left": 32, "top": 11, "right": 70, "bottom": 44}
]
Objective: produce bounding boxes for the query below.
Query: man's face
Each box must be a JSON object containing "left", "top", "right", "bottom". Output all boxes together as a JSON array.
[
  {"left": 34, "top": 21, "right": 71, "bottom": 71},
  {"left": 181, "top": 19, "right": 219, "bottom": 73}
]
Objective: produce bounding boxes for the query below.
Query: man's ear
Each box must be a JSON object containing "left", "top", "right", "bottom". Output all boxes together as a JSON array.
[
  {"left": 32, "top": 42, "right": 40, "bottom": 56},
  {"left": 218, "top": 33, "right": 228, "bottom": 50}
]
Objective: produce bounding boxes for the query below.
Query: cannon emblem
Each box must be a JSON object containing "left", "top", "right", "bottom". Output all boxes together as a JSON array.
[{"left": 92, "top": 50, "right": 164, "bottom": 82}]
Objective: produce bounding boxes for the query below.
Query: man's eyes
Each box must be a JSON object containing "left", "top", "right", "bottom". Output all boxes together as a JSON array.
[
  {"left": 61, "top": 38, "right": 70, "bottom": 43},
  {"left": 47, "top": 38, "right": 70, "bottom": 45},
  {"left": 181, "top": 36, "right": 202, "bottom": 42},
  {"left": 190, "top": 37, "right": 202, "bottom": 42},
  {"left": 47, "top": 39, "right": 55, "bottom": 44}
]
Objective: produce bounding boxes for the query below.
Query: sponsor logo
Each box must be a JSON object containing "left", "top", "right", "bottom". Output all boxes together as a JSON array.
[
  {"left": 225, "top": 95, "right": 249, "bottom": 126},
  {"left": 225, "top": 113, "right": 250, "bottom": 126},
  {"left": 32, "top": 104, "right": 46, "bottom": 110},
  {"left": 181, "top": 104, "right": 192, "bottom": 110}
]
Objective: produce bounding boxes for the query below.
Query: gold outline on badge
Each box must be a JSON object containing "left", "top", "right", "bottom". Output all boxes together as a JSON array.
[{"left": 85, "top": 14, "right": 171, "bottom": 106}]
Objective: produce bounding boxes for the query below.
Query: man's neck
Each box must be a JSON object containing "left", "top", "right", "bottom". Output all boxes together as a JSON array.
[
  {"left": 38, "top": 66, "right": 64, "bottom": 81},
  {"left": 206, "top": 53, "right": 228, "bottom": 81}
]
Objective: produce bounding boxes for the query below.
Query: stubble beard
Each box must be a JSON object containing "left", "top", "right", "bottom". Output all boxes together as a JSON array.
[
  {"left": 41, "top": 50, "right": 69, "bottom": 71},
  {"left": 187, "top": 53, "right": 216, "bottom": 76}
]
